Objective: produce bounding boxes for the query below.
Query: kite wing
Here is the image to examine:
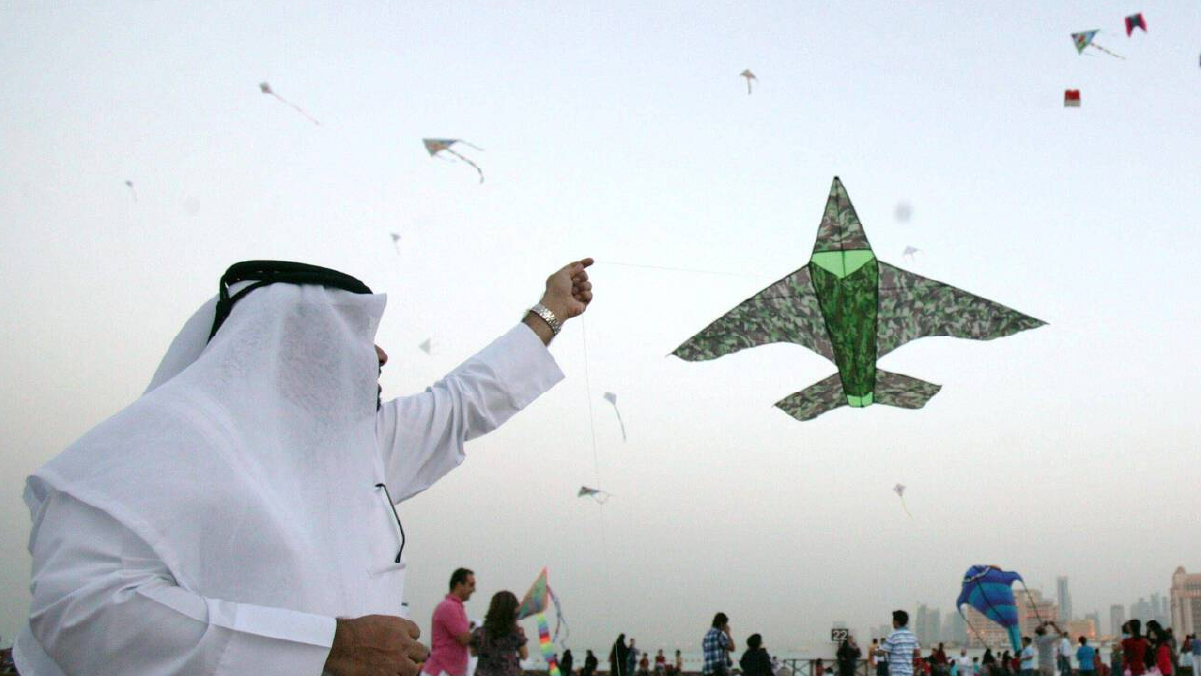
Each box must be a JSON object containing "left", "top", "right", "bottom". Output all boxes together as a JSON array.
[
  {"left": 876, "top": 262, "right": 1045, "bottom": 357},
  {"left": 956, "top": 565, "right": 1025, "bottom": 652},
  {"left": 1072, "top": 31, "right": 1097, "bottom": 54},
  {"left": 672, "top": 265, "right": 835, "bottom": 363},
  {"left": 517, "top": 568, "right": 550, "bottom": 620},
  {"left": 422, "top": 138, "right": 454, "bottom": 155},
  {"left": 578, "top": 486, "right": 611, "bottom": 503}
]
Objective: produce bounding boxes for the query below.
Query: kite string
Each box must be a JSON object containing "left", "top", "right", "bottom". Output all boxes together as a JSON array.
[
  {"left": 596, "top": 261, "right": 768, "bottom": 280},
  {"left": 578, "top": 316, "right": 613, "bottom": 628}
]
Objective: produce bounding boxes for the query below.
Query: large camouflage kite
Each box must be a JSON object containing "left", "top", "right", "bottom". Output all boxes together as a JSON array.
[{"left": 671, "top": 177, "right": 1045, "bottom": 422}]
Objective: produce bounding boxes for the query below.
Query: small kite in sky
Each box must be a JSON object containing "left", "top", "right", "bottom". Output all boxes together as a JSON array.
[
  {"left": 740, "top": 69, "right": 757, "bottom": 95},
  {"left": 671, "top": 177, "right": 1046, "bottom": 422},
  {"left": 1064, "top": 90, "right": 1081, "bottom": 108},
  {"left": 422, "top": 138, "right": 485, "bottom": 183},
  {"left": 902, "top": 246, "right": 921, "bottom": 262},
  {"left": 259, "top": 82, "right": 320, "bottom": 125},
  {"left": 602, "top": 392, "right": 628, "bottom": 442},
  {"left": 893, "top": 484, "right": 911, "bottom": 517},
  {"left": 894, "top": 203, "right": 913, "bottom": 223},
  {"left": 1071, "top": 31, "right": 1124, "bottom": 59},
  {"left": 390, "top": 232, "right": 401, "bottom": 254},
  {"left": 956, "top": 565, "right": 1039, "bottom": 652},
  {"left": 577, "top": 486, "right": 611, "bottom": 504},
  {"left": 124, "top": 180, "right": 137, "bottom": 202},
  {"left": 418, "top": 338, "right": 432, "bottom": 355},
  {"left": 1125, "top": 13, "right": 1147, "bottom": 36}
]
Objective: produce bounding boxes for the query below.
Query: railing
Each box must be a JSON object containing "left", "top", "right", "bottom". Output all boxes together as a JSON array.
[{"left": 780, "top": 659, "right": 872, "bottom": 676}]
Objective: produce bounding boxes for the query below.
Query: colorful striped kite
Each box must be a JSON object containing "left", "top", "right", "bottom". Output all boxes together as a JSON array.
[
  {"left": 1064, "top": 90, "right": 1081, "bottom": 108},
  {"left": 956, "top": 565, "right": 1039, "bottom": 651},
  {"left": 517, "top": 568, "right": 569, "bottom": 676}
]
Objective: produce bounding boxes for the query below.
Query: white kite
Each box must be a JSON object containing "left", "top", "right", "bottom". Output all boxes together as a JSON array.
[
  {"left": 603, "top": 392, "right": 627, "bottom": 442},
  {"left": 390, "top": 232, "right": 401, "bottom": 254},
  {"left": 902, "top": 246, "right": 922, "bottom": 262},
  {"left": 422, "top": 138, "right": 484, "bottom": 183},
  {"left": 893, "top": 483, "right": 912, "bottom": 517},
  {"left": 740, "top": 69, "right": 757, "bottom": 95},
  {"left": 418, "top": 338, "right": 432, "bottom": 355},
  {"left": 259, "top": 82, "right": 320, "bottom": 125},
  {"left": 124, "top": 180, "right": 137, "bottom": 202}
]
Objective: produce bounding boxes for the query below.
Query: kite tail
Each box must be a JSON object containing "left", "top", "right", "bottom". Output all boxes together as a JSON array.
[
  {"left": 1091, "top": 43, "right": 1126, "bottom": 59},
  {"left": 613, "top": 408, "right": 628, "bottom": 443},
  {"left": 447, "top": 149, "right": 485, "bottom": 183},
  {"left": 550, "top": 589, "right": 570, "bottom": 647},
  {"left": 127, "top": 187, "right": 138, "bottom": 202},
  {"left": 1006, "top": 626, "right": 1022, "bottom": 654},
  {"left": 537, "top": 613, "right": 562, "bottom": 676},
  {"left": 272, "top": 93, "right": 321, "bottom": 125},
  {"left": 746, "top": 80, "right": 752, "bottom": 95},
  {"left": 898, "top": 496, "right": 912, "bottom": 518}
]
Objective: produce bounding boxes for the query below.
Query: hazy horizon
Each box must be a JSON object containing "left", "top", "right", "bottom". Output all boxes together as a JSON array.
[{"left": 2, "top": 0, "right": 1199, "bottom": 656}]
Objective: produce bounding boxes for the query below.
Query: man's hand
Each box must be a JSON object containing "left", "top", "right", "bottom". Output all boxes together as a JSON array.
[
  {"left": 324, "top": 615, "right": 428, "bottom": 676},
  {"left": 524, "top": 258, "right": 593, "bottom": 344},
  {"left": 542, "top": 258, "right": 594, "bottom": 320}
]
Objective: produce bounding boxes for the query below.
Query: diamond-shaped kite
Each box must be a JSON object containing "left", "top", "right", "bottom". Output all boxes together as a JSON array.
[
  {"left": 1071, "top": 31, "right": 1124, "bottom": 59},
  {"left": 422, "top": 138, "right": 485, "bottom": 183}
]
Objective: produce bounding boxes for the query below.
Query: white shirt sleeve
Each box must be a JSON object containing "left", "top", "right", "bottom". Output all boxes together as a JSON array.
[
  {"left": 19, "top": 490, "right": 334, "bottom": 676},
  {"left": 376, "top": 323, "right": 564, "bottom": 502}
]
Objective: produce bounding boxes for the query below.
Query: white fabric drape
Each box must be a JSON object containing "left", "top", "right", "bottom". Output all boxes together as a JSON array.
[{"left": 16, "top": 284, "right": 563, "bottom": 675}]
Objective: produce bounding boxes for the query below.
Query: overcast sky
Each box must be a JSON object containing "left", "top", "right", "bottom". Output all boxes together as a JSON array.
[{"left": 2, "top": 0, "right": 1200, "bottom": 656}]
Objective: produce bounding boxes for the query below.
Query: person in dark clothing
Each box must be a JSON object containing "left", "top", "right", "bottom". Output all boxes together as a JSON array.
[
  {"left": 561, "top": 649, "right": 575, "bottom": 676},
  {"left": 582, "top": 650, "right": 599, "bottom": 676},
  {"left": 982, "top": 649, "right": 996, "bottom": 676},
  {"left": 838, "top": 638, "right": 863, "bottom": 676},
  {"left": 611, "top": 635, "right": 631, "bottom": 676},
  {"left": 740, "top": 634, "right": 774, "bottom": 676}
]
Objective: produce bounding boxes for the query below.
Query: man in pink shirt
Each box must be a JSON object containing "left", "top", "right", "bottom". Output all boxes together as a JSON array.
[{"left": 424, "top": 568, "right": 477, "bottom": 676}]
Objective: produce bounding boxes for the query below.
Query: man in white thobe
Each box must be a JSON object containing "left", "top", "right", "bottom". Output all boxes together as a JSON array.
[{"left": 14, "top": 258, "right": 593, "bottom": 676}]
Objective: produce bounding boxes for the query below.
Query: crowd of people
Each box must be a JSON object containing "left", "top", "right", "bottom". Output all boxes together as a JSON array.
[{"left": 872, "top": 613, "right": 1198, "bottom": 676}]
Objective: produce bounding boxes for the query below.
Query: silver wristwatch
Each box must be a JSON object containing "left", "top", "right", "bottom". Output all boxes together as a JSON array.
[{"left": 528, "top": 303, "right": 562, "bottom": 335}]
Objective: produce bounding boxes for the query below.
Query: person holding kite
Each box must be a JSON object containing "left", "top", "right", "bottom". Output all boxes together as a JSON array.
[{"left": 470, "top": 591, "right": 529, "bottom": 676}]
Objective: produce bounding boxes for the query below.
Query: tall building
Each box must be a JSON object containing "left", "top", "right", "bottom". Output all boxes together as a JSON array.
[
  {"left": 1110, "top": 605, "right": 1126, "bottom": 638},
  {"left": 1066, "top": 619, "right": 1096, "bottom": 641},
  {"left": 1017, "top": 587, "right": 1059, "bottom": 639},
  {"left": 1057, "top": 577, "right": 1074, "bottom": 622},
  {"left": 1170, "top": 567, "right": 1201, "bottom": 637},
  {"left": 964, "top": 605, "right": 1011, "bottom": 649},
  {"left": 944, "top": 612, "right": 967, "bottom": 646},
  {"left": 1131, "top": 597, "right": 1154, "bottom": 622},
  {"left": 1151, "top": 593, "right": 1167, "bottom": 625},
  {"left": 915, "top": 604, "right": 940, "bottom": 645}
]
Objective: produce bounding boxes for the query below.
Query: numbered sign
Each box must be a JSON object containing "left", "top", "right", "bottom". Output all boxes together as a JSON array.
[{"left": 831, "top": 628, "right": 852, "bottom": 643}]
